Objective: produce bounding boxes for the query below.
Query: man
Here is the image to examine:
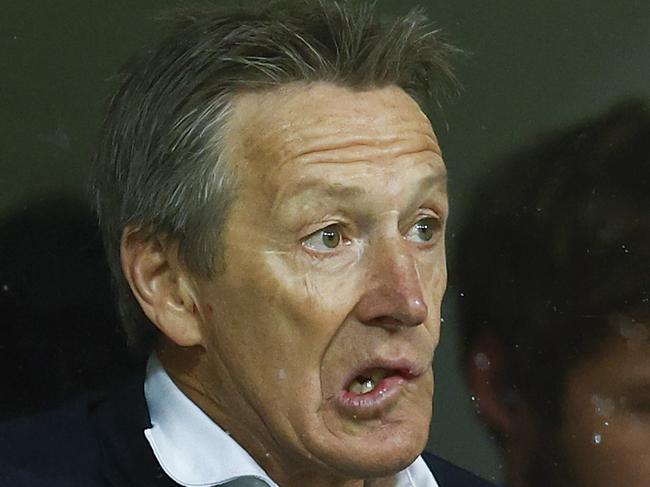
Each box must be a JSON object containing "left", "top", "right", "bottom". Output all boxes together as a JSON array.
[
  {"left": 0, "top": 1, "right": 494, "bottom": 486},
  {"left": 457, "top": 101, "right": 650, "bottom": 486}
]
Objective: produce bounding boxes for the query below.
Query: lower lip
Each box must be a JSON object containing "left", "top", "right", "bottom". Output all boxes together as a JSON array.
[{"left": 335, "top": 375, "right": 409, "bottom": 419}]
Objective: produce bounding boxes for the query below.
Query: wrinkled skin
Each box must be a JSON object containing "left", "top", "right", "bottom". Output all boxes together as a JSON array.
[{"left": 165, "top": 83, "right": 448, "bottom": 487}]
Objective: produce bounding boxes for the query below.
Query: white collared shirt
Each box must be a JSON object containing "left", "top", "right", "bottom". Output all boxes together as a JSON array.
[{"left": 143, "top": 354, "right": 439, "bottom": 487}]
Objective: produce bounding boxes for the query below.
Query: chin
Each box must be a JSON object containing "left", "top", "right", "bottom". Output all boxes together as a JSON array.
[{"left": 303, "top": 413, "right": 430, "bottom": 479}]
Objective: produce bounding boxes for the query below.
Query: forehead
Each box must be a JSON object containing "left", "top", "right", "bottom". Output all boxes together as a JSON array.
[{"left": 225, "top": 82, "right": 441, "bottom": 185}]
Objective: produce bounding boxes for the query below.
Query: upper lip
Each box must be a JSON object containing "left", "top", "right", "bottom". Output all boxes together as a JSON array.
[{"left": 340, "top": 357, "right": 427, "bottom": 391}]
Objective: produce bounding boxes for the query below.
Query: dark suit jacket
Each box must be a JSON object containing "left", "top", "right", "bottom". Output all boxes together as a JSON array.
[{"left": 0, "top": 372, "right": 497, "bottom": 487}]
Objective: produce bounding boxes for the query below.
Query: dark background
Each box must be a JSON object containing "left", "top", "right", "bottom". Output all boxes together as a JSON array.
[{"left": 1, "top": 1, "right": 649, "bottom": 482}]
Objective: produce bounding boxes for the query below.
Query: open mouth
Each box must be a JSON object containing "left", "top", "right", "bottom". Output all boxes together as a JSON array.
[
  {"left": 330, "top": 359, "right": 425, "bottom": 418},
  {"left": 347, "top": 368, "right": 393, "bottom": 395}
]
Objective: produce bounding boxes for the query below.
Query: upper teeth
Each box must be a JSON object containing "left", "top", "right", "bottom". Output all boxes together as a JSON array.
[
  {"left": 349, "top": 377, "right": 375, "bottom": 394},
  {"left": 348, "top": 369, "right": 390, "bottom": 395}
]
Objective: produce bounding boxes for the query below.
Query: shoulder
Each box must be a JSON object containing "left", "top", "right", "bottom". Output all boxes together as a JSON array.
[
  {"left": 0, "top": 394, "right": 103, "bottom": 485},
  {"left": 0, "top": 366, "right": 167, "bottom": 487},
  {"left": 422, "top": 451, "right": 499, "bottom": 487}
]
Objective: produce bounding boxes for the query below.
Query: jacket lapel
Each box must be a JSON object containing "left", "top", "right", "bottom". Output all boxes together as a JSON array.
[{"left": 89, "top": 368, "right": 178, "bottom": 487}]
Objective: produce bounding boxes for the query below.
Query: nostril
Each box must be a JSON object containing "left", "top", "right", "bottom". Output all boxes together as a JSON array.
[
  {"left": 367, "top": 316, "right": 404, "bottom": 330},
  {"left": 366, "top": 311, "right": 426, "bottom": 330},
  {"left": 355, "top": 285, "right": 428, "bottom": 329}
]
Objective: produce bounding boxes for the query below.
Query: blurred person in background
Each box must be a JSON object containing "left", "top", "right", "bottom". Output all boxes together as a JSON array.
[{"left": 457, "top": 100, "right": 650, "bottom": 487}]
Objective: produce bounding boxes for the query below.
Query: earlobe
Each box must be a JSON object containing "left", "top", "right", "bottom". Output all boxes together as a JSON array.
[
  {"left": 466, "top": 332, "right": 540, "bottom": 487},
  {"left": 465, "top": 331, "right": 520, "bottom": 438},
  {"left": 121, "top": 227, "right": 203, "bottom": 347}
]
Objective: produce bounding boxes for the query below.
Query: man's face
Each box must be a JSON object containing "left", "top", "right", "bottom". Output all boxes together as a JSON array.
[
  {"left": 528, "top": 319, "right": 650, "bottom": 487},
  {"left": 193, "top": 83, "right": 447, "bottom": 478},
  {"left": 557, "top": 319, "right": 650, "bottom": 486}
]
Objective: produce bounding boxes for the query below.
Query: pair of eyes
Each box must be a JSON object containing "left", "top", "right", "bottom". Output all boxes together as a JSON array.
[{"left": 302, "top": 216, "right": 441, "bottom": 252}]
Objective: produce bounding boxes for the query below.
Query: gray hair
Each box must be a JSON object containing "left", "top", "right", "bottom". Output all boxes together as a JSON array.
[{"left": 93, "top": 0, "right": 459, "bottom": 355}]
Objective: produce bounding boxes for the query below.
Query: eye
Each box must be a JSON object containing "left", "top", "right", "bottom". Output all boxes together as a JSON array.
[
  {"left": 302, "top": 224, "right": 343, "bottom": 252},
  {"left": 406, "top": 216, "right": 440, "bottom": 243}
]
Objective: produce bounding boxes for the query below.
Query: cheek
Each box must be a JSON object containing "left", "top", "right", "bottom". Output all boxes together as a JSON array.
[
  {"left": 592, "top": 415, "right": 650, "bottom": 483},
  {"left": 564, "top": 419, "right": 650, "bottom": 486},
  {"left": 211, "top": 248, "right": 364, "bottom": 357},
  {"left": 277, "top": 249, "right": 365, "bottom": 326},
  {"left": 562, "top": 386, "right": 650, "bottom": 486},
  {"left": 420, "top": 238, "right": 446, "bottom": 274},
  {"left": 300, "top": 271, "right": 361, "bottom": 310},
  {"left": 416, "top": 244, "right": 447, "bottom": 309}
]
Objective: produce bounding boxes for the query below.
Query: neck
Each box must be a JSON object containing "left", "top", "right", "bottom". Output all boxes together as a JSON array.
[{"left": 156, "top": 344, "right": 398, "bottom": 487}]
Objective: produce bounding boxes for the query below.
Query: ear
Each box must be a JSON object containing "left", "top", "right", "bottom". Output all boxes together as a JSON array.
[
  {"left": 465, "top": 330, "right": 523, "bottom": 439},
  {"left": 120, "top": 227, "right": 203, "bottom": 347}
]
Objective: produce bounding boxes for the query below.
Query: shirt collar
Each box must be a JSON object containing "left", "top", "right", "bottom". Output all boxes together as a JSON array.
[{"left": 143, "top": 354, "right": 438, "bottom": 487}]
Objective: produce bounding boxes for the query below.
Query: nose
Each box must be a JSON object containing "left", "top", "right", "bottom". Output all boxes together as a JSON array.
[{"left": 353, "top": 239, "right": 428, "bottom": 330}]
